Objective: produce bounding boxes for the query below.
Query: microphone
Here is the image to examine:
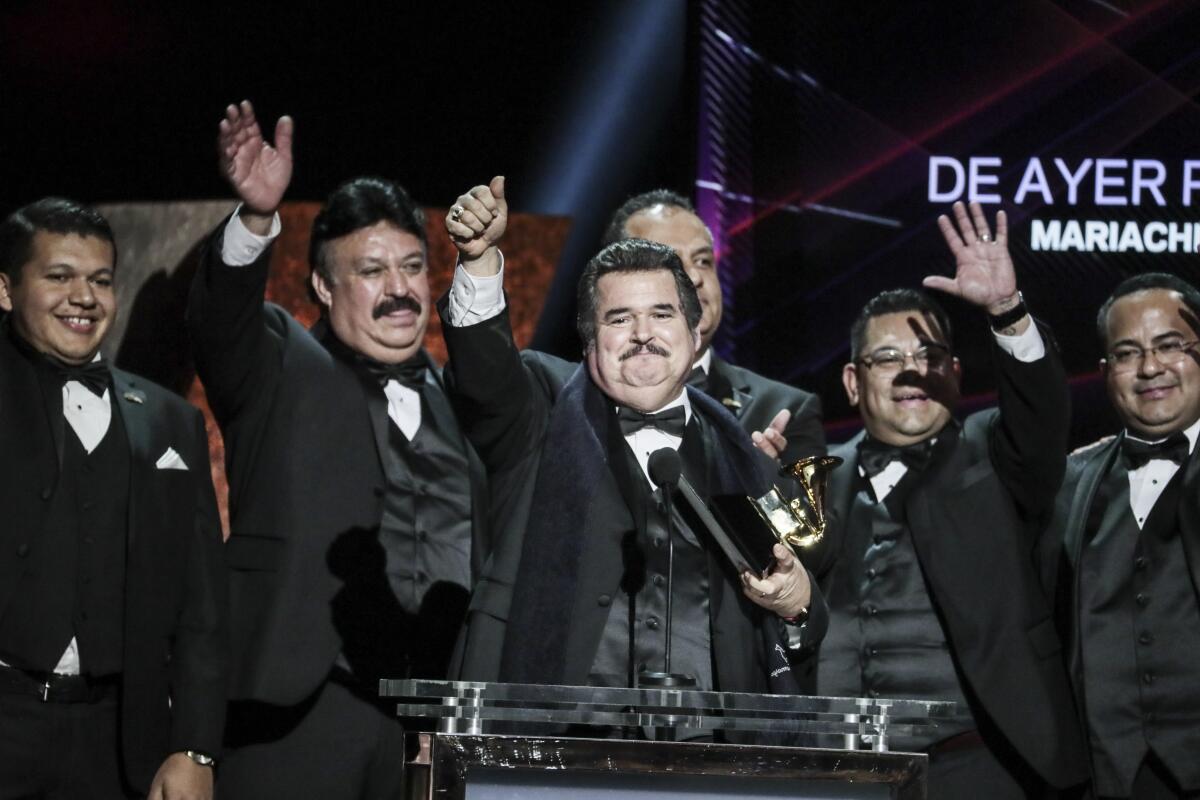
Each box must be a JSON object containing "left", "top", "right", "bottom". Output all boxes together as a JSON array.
[
  {"left": 641, "top": 448, "right": 694, "bottom": 689},
  {"left": 648, "top": 447, "right": 682, "bottom": 489}
]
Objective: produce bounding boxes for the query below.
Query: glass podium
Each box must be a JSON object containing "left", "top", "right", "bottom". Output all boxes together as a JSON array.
[{"left": 381, "top": 680, "right": 963, "bottom": 799}]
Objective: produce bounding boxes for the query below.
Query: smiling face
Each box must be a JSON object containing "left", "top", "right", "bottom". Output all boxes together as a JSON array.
[
  {"left": 1103, "top": 288, "right": 1200, "bottom": 438},
  {"left": 311, "top": 221, "right": 431, "bottom": 364},
  {"left": 585, "top": 269, "right": 700, "bottom": 412},
  {"left": 0, "top": 231, "right": 116, "bottom": 364},
  {"left": 842, "top": 310, "right": 961, "bottom": 446},
  {"left": 625, "top": 206, "right": 721, "bottom": 357}
]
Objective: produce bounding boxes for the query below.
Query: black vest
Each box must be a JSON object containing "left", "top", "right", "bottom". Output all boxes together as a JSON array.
[
  {"left": 0, "top": 361, "right": 129, "bottom": 675},
  {"left": 375, "top": 377, "right": 473, "bottom": 679},
  {"left": 589, "top": 415, "right": 714, "bottom": 689},
  {"left": 1078, "top": 459, "right": 1200, "bottom": 796},
  {"left": 818, "top": 468, "right": 974, "bottom": 751}
]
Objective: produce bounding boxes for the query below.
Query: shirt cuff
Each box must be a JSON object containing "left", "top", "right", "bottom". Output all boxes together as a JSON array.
[
  {"left": 993, "top": 321, "right": 1045, "bottom": 363},
  {"left": 447, "top": 253, "right": 507, "bottom": 327},
  {"left": 221, "top": 204, "right": 282, "bottom": 267}
]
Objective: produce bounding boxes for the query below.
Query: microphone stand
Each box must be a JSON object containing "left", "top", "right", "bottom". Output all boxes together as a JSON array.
[{"left": 640, "top": 455, "right": 696, "bottom": 690}]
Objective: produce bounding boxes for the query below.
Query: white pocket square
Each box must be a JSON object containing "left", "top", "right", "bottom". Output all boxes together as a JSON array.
[{"left": 155, "top": 447, "right": 189, "bottom": 471}]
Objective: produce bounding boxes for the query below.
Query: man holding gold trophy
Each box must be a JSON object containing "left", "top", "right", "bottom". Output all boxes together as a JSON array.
[
  {"left": 798, "top": 202, "right": 1088, "bottom": 799},
  {"left": 439, "top": 177, "right": 827, "bottom": 698}
]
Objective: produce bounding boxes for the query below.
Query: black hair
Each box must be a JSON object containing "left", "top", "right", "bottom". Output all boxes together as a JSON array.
[
  {"left": 0, "top": 198, "right": 116, "bottom": 285},
  {"left": 601, "top": 189, "right": 695, "bottom": 247},
  {"left": 849, "top": 288, "right": 954, "bottom": 358},
  {"left": 308, "top": 176, "right": 426, "bottom": 302},
  {"left": 576, "top": 238, "right": 701, "bottom": 350},
  {"left": 1096, "top": 272, "right": 1200, "bottom": 347}
]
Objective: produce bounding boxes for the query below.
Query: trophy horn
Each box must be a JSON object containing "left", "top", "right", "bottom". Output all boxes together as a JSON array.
[{"left": 747, "top": 455, "right": 842, "bottom": 556}]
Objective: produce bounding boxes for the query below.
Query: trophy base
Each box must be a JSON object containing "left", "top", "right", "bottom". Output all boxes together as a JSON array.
[{"left": 639, "top": 672, "right": 697, "bottom": 688}]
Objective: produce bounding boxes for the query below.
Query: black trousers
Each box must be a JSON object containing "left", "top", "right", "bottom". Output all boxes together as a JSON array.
[
  {"left": 219, "top": 676, "right": 406, "bottom": 800},
  {"left": 0, "top": 691, "right": 136, "bottom": 800}
]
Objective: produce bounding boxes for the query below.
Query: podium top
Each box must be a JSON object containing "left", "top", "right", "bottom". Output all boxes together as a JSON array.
[{"left": 380, "top": 679, "right": 964, "bottom": 743}]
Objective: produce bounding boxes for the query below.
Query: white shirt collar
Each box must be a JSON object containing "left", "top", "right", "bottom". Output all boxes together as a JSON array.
[{"left": 694, "top": 348, "right": 713, "bottom": 375}]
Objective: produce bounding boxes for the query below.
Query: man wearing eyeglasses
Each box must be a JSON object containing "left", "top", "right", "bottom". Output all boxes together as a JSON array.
[
  {"left": 1039, "top": 273, "right": 1200, "bottom": 799},
  {"left": 801, "top": 201, "right": 1087, "bottom": 799}
]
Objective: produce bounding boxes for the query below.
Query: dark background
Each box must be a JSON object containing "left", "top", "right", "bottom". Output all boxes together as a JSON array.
[{"left": 4, "top": 0, "right": 1199, "bottom": 445}]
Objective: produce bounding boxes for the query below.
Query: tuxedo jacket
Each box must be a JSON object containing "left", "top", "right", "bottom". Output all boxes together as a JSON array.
[
  {"left": 810, "top": 334, "right": 1088, "bottom": 788},
  {"left": 0, "top": 328, "right": 228, "bottom": 792},
  {"left": 707, "top": 354, "right": 826, "bottom": 464},
  {"left": 1038, "top": 433, "right": 1200, "bottom": 725},
  {"left": 440, "top": 303, "right": 827, "bottom": 691},
  {"left": 187, "top": 224, "right": 488, "bottom": 706}
]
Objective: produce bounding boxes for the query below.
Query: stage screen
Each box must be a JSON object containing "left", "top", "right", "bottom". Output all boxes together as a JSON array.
[{"left": 695, "top": 0, "right": 1200, "bottom": 444}]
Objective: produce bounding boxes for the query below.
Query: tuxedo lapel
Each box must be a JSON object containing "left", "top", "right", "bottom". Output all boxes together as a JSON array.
[
  {"left": 112, "top": 371, "right": 154, "bottom": 549},
  {"left": 709, "top": 355, "right": 750, "bottom": 418},
  {"left": 315, "top": 321, "right": 389, "bottom": 476},
  {"left": 827, "top": 434, "right": 863, "bottom": 534},
  {"left": 501, "top": 365, "right": 633, "bottom": 683},
  {"left": 1062, "top": 437, "right": 1122, "bottom": 571},
  {"left": 1176, "top": 440, "right": 1200, "bottom": 600},
  {"left": 688, "top": 386, "right": 771, "bottom": 498}
]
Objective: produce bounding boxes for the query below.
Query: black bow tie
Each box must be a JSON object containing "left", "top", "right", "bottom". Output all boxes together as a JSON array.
[
  {"left": 687, "top": 366, "right": 708, "bottom": 390},
  {"left": 857, "top": 436, "right": 935, "bottom": 479},
  {"left": 5, "top": 322, "right": 110, "bottom": 398},
  {"left": 1122, "top": 432, "right": 1190, "bottom": 469},
  {"left": 616, "top": 405, "right": 687, "bottom": 438},
  {"left": 361, "top": 357, "right": 427, "bottom": 390},
  {"left": 52, "top": 359, "right": 111, "bottom": 398}
]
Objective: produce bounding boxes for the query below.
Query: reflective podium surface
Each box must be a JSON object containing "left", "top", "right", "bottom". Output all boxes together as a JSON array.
[
  {"left": 381, "top": 679, "right": 961, "bottom": 752},
  {"left": 382, "top": 681, "right": 966, "bottom": 799}
]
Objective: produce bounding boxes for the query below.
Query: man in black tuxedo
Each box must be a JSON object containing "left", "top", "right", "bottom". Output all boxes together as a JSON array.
[
  {"left": 603, "top": 191, "right": 825, "bottom": 464},
  {"left": 1040, "top": 273, "right": 1200, "bottom": 799},
  {"left": 440, "top": 177, "right": 824, "bottom": 695},
  {"left": 0, "top": 198, "right": 227, "bottom": 799},
  {"left": 807, "top": 202, "right": 1087, "bottom": 798},
  {"left": 188, "top": 102, "right": 487, "bottom": 799}
]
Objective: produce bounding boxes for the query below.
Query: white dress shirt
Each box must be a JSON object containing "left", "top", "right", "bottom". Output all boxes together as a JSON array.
[
  {"left": 1125, "top": 419, "right": 1200, "bottom": 529},
  {"left": 622, "top": 393, "right": 693, "bottom": 487},
  {"left": 865, "top": 323, "right": 1046, "bottom": 502},
  {"left": 221, "top": 209, "right": 423, "bottom": 439}
]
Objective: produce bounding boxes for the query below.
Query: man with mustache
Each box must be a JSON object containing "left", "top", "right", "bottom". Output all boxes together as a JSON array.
[
  {"left": 187, "top": 102, "right": 487, "bottom": 799},
  {"left": 1039, "top": 273, "right": 1200, "bottom": 799},
  {"left": 439, "top": 177, "right": 825, "bottom": 700},
  {"left": 603, "top": 191, "right": 825, "bottom": 464},
  {"left": 0, "top": 198, "right": 227, "bottom": 799},
  {"left": 805, "top": 202, "right": 1087, "bottom": 798}
]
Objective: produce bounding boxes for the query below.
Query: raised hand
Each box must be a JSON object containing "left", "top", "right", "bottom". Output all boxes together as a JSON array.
[
  {"left": 925, "top": 201, "right": 1019, "bottom": 316},
  {"left": 446, "top": 176, "right": 507, "bottom": 270},
  {"left": 750, "top": 408, "right": 791, "bottom": 461},
  {"left": 217, "top": 100, "right": 293, "bottom": 217}
]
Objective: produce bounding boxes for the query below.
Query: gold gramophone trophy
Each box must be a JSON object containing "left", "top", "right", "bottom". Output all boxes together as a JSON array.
[
  {"left": 747, "top": 455, "right": 842, "bottom": 557},
  {"left": 681, "top": 454, "right": 843, "bottom": 575}
]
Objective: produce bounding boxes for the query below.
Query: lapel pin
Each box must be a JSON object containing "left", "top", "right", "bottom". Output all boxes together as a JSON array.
[
  {"left": 722, "top": 397, "right": 743, "bottom": 411},
  {"left": 123, "top": 391, "right": 145, "bottom": 405}
]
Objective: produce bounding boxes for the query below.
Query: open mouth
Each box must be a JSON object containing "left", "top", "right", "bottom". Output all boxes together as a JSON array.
[
  {"left": 57, "top": 315, "right": 97, "bottom": 333},
  {"left": 892, "top": 390, "right": 929, "bottom": 407}
]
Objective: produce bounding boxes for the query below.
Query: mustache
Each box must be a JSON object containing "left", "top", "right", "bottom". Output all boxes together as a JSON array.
[
  {"left": 619, "top": 342, "right": 669, "bottom": 360},
  {"left": 373, "top": 296, "right": 422, "bottom": 319}
]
